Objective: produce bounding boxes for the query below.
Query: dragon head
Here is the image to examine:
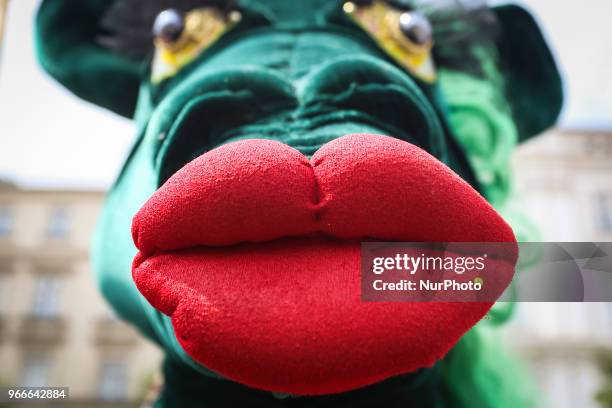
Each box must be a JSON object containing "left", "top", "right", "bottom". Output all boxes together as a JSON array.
[{"left": 35, "top": 0, "right": 562, "bottom": 404}]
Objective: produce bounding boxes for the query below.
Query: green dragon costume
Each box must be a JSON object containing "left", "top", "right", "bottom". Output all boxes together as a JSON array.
[{"left": 35, "top": 0, "right": 562, "bottom": 406}]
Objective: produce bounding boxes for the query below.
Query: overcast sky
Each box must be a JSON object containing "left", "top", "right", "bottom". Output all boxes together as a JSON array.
[{"left": 0, "top": 0, "right": 611, "bottom": 189}]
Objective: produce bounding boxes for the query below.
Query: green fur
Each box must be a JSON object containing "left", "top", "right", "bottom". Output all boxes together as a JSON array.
[{"left": 438, "top": 44, "right": 538, "bottom": 408}]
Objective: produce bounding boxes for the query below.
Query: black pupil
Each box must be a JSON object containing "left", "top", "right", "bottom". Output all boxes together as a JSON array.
[
  {"left": 399, "top": 13, "right": 431, "bottom": 45},
  {"left": 163, "top": 25, "right": 183, "bottom": 43},
  {"left": 154, "top": 10, "right": 185, "bottom": 43},
  {"left": 405, "top": 25, "right": 427, "bottom": 44}
]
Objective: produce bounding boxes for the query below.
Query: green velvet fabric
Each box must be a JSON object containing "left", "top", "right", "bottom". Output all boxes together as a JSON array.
[
  {"left": 493, "top": 5, "right": 564, "bottom": 142},
  {"left": 156, "top": 358, "right": 445, "bottom": 407},
  {"left": 35, "top": 0, "right": 140, "bottom": 118}
]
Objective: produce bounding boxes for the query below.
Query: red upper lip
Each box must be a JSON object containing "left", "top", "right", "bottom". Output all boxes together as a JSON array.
[
  {"left": 131, "top": 133, "right": 516, "bottom": 395},
  {"left": 132, "top": 134, "right": 514, "bottom": 255}
]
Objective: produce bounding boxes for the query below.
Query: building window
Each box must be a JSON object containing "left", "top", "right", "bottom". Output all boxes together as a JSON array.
[
  {"left": 21, "top": 357, "right": 50, "bottom": 388},
  {"left": 47, "top": 207, "right": 70, "bottom": 239},
  {"left": 31, "top": 276, "right": 61, "bottom": 319},
  {"left": 0, "top": 205, "right": 13, "bottom": 237},
  {"left": 596, "top": 193, "right": 612, "bottom": 233},
  {"left": 99, "top": 359, "right": 128, "bottom": 401},
  {"left": 0, "top": 273, "right": 8, "bottom": 313}
]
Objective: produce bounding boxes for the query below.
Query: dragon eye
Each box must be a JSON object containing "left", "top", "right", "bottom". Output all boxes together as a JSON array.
[
  {"left": 399, "top": 11, "right": 433, "bottom": 47},
  {"left": 151, "top": 7, "right": 241, "bottom": 84},
  {"left": 153, "top": 9, "right": 185, "bottom": 46},
  {"left": 344, "top": 0, "right": 436, "bottom": 83}
]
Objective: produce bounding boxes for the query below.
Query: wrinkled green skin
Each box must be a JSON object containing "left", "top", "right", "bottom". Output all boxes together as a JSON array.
[{"left": 75, "top": 1, "right": 534, "bottom": 406}]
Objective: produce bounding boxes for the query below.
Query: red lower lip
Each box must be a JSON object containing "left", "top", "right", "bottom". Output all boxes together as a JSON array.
[{"left": 131, "top": 134, "right": 516, "bottom": 395}]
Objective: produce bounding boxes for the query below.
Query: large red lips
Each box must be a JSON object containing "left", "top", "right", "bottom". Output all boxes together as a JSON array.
[{"left": 132, "top": 134, "right": 516, "bottom": 395}]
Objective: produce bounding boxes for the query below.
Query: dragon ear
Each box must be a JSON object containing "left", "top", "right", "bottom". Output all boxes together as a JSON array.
[
  {"left": 35, "top": 0, "right": 141, "bottom": 118},
  {"left": 492, "top": 4, "right": 564, "bottom": 142}
]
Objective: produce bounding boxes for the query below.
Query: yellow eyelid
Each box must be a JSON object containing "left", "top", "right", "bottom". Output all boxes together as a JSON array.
[
  {"left": 344, "top": 1, "right": 437, "bottom": 83},
  {"left": 151, "top": 8, "right": 240, "bottom": 84}
]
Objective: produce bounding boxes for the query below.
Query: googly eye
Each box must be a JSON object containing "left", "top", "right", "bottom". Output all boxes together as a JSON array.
[
  {"left": 153, "top": 9, "right": 185, "bottom": 45},
  {"left": 398, "top": 11, "right": 433, "bottom": 47},
  {"left": 151, "top": 7, "right": 241, "bottom": 83},
  {"left": 344, "top": 0, "right": 437, "bottom": 83}
]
